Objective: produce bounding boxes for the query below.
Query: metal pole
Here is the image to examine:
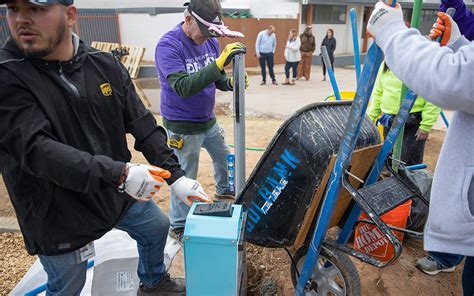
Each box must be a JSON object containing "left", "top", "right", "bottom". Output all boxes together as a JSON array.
[
  {"left": 350, "top": 8, "right": 361, "bottom": 83},
  {"left": 392, "top": 0, "right": 423, "bottom": 170},
  {"left": 321, "top": 46, "right": 341, "bottom": 101},
  {"left": 232, "top": 53, "right": 246, "bottom": 196}
]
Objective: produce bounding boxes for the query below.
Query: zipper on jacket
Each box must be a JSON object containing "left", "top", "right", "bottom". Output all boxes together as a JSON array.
[{"left": 58, "top": 62, "right": 81, "bottom": 99}]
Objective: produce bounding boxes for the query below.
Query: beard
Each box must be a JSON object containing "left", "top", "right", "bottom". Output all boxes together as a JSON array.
[{"left": 14, "top": 19, "right": 68, "bottom": 59}]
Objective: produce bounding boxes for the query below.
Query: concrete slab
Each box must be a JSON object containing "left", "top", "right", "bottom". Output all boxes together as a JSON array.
[{"left": 0, "top": 217, "right": 20, "bottom": 233}]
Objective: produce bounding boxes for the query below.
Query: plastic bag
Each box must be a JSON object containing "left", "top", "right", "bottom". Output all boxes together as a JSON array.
[{"left": 406, "top": 169, "right": 432, "bottom": 232}]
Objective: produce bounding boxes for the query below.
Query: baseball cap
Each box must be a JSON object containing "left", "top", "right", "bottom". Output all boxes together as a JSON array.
[
  {"left": 184, "top": 0, "right": 223, "bottom": 38},
  {"left": 0, "top": 0, "right": 73, "bottom": 5}
]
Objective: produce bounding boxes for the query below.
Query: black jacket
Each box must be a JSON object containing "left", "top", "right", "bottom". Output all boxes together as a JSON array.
[
  {"left": 0, "top": 37, "right": 184, "bottom": 256},
  {"left": 321, "top": 37, "right": 337, "bottom": 57}
]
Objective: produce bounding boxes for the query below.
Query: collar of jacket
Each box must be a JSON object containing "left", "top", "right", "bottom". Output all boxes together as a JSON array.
[{"left": 3, "top": 34, "right": 87, "bottom": 74}]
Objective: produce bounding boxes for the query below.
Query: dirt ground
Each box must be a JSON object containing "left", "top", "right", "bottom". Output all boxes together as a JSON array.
[{"left": 0, "top": 112, "right": 462, "bottom": 296}]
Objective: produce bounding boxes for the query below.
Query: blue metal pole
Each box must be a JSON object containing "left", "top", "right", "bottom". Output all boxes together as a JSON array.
[
  {"left": 296, "top": 42, "right": 385, "bottom": 295},
  {"left": 350, "top": 8, "right": 361, "bottom": 84},
  {"left": 24, "top": 260, "right": 95, "bottom": 296},
  {"left": 440, "top": 111, "right": 450, "bottom": 128},
  {"left": 407, "top": 164, "right": 428, "bottom": 171},
  {"left": 321, "top": 46, "right": 341, "bottom": 101}
]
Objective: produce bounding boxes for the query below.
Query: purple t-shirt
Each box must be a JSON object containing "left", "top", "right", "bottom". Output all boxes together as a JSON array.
[{"left": 155, "top": 23, "right": 219, "bottom": 122}]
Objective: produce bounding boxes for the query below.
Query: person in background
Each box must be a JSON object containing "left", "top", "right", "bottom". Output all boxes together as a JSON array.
[
  {"left": 283, "top": 29, "right": 301, "bottom": 85},
  {"left": 155, "top": 0, "right": 248, "bottom": 242},
  {"left": 297, "top": 25, "right": 315, "bottom": 80},
  {"left": 367, "top": 2, "right": 473, "bottom": 295},
  {"left": 415, "top": 0, "right": 474, "bottom": 276},
  {"left": 368, "top": 62, "right": 441, "bottom": 166},
  {"left": 0, "top": 0, "right": 211, "bottom": 295},
  {"left": 256, "top": 25, "right": 277, "bottom": 85},
  {"left": 320, "top": 28, "right": 336, "bottom": 81}
]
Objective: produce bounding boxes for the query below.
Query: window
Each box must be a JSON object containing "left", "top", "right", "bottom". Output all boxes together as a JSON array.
[
  {"left": 314, "top": 5, "right": 347, "bottom": 24},
  {"left": 302, "top": 4, "right": 347, "bottom": 25}
]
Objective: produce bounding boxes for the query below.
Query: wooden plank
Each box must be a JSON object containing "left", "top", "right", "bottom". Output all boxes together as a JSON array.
[
  {"left": 329, "top": 145, "right": 382, "bottom": 227},
  {"left": 90, "top": 42, "right": 145, "bottom": 79},
  {"left": 293, "top": 144, "right": 382, "bottom": 250}
]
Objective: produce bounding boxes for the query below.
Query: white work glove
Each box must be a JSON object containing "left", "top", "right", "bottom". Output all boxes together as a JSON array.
[
  {"left": 121, "top": 164, "right": 171, "bottom": 202},
  {"left": 367, "top": 2, "right": 404, "bottom": 39},
  {"left": 171, "top": 176, "right": 212, "bottom": 207},
  {"left": 429, "top": 12, "right": 461, "bottom": 47}
]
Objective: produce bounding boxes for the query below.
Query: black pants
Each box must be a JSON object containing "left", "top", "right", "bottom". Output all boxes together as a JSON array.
[
  {"left": 463, "top": 256, "right": 474, "bottom": 296},
  {"left": 383, "top": 112, "right": 425, "bottom": 166},
  {"left": 321, "top": 55, "right": 334, "bottom": 76},
  {"left": 259, "top": 52, "right": 276, "bottom": 82},
  {"left": 285, "top": 61, "right": 299, "bottom": 79}
]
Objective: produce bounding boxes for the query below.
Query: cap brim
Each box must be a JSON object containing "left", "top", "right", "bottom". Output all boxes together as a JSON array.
[{"left": 195, "top": 18, "right": 216, "bottom": 38}]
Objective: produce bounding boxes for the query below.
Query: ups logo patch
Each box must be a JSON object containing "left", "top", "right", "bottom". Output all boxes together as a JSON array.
[{"left": 100, "top": 83, "right": 113, "bottom": 97}]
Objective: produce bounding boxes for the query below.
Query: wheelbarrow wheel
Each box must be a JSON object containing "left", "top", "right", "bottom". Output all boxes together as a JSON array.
[{"left": 291, "top": 244, "right": 361, "bottom": 296}]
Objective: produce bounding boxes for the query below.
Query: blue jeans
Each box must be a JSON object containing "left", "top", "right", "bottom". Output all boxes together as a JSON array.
[
  {"left": 429, "top": 251, "right": 464, "bottom": 268},
  {"left": 167, "top": 122, "right": 230, "bottom": 229},
  {"left": 285, "top": 61, "right": 299, "bottom": 79},
  {"left": 259, "top": 52, "right": 276, "bottom": 82},
  {"left": 38, "top": 201, "right": 170, "bottom": 295}
]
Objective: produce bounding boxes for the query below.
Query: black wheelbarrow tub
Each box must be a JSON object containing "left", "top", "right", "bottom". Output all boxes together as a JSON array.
[{"left": 235, "top": 101, "right": 380, "bottom": 247}]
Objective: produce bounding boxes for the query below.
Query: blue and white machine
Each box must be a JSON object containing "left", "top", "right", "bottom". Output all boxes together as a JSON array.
[{"left": 184, "top": 203, "right": 247, "bottom": 296}]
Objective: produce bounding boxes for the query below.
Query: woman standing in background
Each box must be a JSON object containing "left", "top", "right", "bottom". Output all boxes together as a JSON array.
[
  {"left": 283, "top": 29, "right": 301, "bottom": 85},
  {"left": 297, "top": 26, "right": 316, "bottom": 80},
  {"left": 321, "top": 29, "right": 336, "bottom": 81}
]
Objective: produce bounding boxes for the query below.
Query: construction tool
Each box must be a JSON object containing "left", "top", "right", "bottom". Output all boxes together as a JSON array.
[
  {"left": 295, "top": 12, "right": 387, "bottom": 296},
  {"left": 350, "top": 8, "right": 362, "bottom": 83},
  {"left": 167, "top": 134, "right": 184, "bottom": 150},
  {"left": 321, "top": 46, "right": 342, "bottom": 101},
  {"left": 232, "top": 53, "right": 246, "bottom": 195}
]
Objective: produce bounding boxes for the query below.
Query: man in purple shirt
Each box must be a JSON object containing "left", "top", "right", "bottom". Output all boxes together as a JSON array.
[{"left": 155, "top": 0, "right": 248, "bottom": 241}]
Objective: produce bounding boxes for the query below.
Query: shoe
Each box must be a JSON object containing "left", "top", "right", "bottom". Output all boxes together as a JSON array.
[
  {"left": 282, "top": 79, "right": 291, "bottom": 85},
  {"left": 322, "top": 77, "right": 326, "bottom": 81},
  {"left": 169, "top": 227, "right": 184, "bottom": 244},
  {"left": 416, "top": 256, "right": 456, "bottom": 276},
  {"left": 260, "top": 81, "right": 266, "bottom": 85},
  {"left": 290, "top": 79, "right": 295, "bottom": 85},
  {"left": 272, "top": 80, "right": 278, "bottom": 85},
  {"left": 137, "top": 273, "right": 186, "bottom": 296},
  {"left": 215, "top": 190, "right": 235, "bottom": 200}
]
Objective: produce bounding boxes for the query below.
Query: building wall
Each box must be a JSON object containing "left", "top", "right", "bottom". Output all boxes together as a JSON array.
[{"left": 119, "top": 13, "right": 183, "bottom": 61}]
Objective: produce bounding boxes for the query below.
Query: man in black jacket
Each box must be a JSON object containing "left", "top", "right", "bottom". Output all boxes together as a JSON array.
[{"left": 0, "top": 1, "right": 210, "bottom": 295}]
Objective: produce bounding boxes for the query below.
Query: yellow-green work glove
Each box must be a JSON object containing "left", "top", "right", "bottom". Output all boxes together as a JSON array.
[
  {"left": 215, "top": 42, "right": 247, "bottom": 71},
  {"left": 228, "top": 72, "right": 250, "bottom": 90}
]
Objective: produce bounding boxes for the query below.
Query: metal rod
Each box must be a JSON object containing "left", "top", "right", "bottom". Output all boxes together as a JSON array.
[
  {"left": 232, "top": 53, "right": 246, "bottom": 196},
  {"left": 392, "top": 0, "right": 424, "bottom": 171},
  {"left": 406, "top": 163, "right": 427, "bottom": 171},
  {"left": 345, "top": 169, "right": 365, "bottom": 184},
  {"left": 350, "top": 8, "right": 361, "bottom": 83},
  {"left": 321, "top": 46, "right": 341, "bottom": 101},
  {"left": 440, "top": 111, "right": 450, "bottom": 128}
]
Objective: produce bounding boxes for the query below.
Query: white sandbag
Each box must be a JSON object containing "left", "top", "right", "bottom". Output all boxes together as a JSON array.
[{"left": 11, "top": 230, "right": 181, "bottom": 296}]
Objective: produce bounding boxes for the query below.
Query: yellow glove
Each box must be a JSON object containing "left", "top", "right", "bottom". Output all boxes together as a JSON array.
[
  {"left": 228, "top": 72, "right": 250, "bottom": 90},
  {"left": 215, "top": 42, "right": 247, "bottom": 71}
]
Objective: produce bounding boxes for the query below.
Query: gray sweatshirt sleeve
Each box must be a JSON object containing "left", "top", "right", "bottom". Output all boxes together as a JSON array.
[{"left": 375, "top": 21, "right": 474, "bottom": 114}]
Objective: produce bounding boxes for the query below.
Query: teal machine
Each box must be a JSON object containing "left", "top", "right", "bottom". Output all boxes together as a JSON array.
[{"left": 184, "top": 203, "right": 247, "bottom": 296}]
